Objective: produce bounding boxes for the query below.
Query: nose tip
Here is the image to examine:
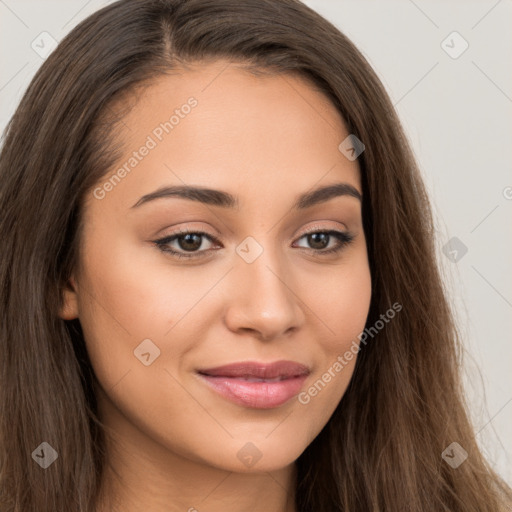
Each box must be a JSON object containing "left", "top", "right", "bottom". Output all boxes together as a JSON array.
[{"left": 223, "top": 255, "right": 305, "bottom": 341}]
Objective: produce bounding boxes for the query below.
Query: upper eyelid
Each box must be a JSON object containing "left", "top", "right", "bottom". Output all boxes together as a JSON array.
[{"left": 156, "top": 224, "right": 350, "bottom": 242}]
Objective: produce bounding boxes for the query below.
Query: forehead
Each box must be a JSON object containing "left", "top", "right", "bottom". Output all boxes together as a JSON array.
[{"left": 86, "top": 59, "right": 361, "bottom": 213}]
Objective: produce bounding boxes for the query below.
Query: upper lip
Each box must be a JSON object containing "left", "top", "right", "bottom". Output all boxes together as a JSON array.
[{"left": 197, "top": 360, "right": 310, "bottom": 379}]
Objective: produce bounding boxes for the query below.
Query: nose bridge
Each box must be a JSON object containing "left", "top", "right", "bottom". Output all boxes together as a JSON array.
[{"left": 224, "top": 234, "right": 304, "bottom": 338}]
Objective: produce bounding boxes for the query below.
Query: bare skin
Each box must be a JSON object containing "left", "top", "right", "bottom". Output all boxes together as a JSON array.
[{"left": 59, "top": 59, "right": 372, "bottom": 512}]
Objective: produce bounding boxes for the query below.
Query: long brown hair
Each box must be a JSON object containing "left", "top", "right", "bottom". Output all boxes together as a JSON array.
[{"left": 1, "top": 1, "right": 510, "bottom": 510}]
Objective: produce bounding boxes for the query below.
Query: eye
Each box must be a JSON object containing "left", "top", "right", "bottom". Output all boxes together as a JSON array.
[
  {"left": 292, "top": 228, "right": 355, "bottom": 256},
  {"left": 153, "top": 227, "right": 355, "bottom": 260},
  {"left": 153, "top": 230, "right": 220, "bottom": 260}
]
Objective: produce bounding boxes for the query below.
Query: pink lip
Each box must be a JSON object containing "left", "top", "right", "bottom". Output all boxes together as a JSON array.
[{"left": 197, "top": 360, "right": 310, "bottom": 409}]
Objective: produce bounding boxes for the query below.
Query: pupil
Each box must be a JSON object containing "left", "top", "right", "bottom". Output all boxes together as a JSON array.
[
  {"left": 179, "top": 234, "right": 201, "bottom": 251},
  {"left": 309, "top": 233, "right": 328, "bottom": 249}
]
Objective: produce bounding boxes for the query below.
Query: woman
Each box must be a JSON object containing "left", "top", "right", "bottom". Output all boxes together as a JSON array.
[{"left": 0, "top": 0, "right": 510, "bottom": 511}]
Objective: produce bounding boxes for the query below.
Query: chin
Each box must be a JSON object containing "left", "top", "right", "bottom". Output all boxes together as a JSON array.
[{"left": 194, "top": 434, "right": 309, "bottom": 474}]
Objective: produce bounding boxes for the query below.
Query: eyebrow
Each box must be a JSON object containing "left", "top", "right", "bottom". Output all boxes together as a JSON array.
[{"left": 130, "top": 182, "right": 362, "bottom": 210}]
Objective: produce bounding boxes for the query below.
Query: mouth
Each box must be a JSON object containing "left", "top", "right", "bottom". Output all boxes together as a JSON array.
[{"left": 196, "top": 360, "right": 310, "bottom": 409}]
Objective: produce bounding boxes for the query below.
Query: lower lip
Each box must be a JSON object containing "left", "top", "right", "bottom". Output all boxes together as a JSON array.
[{"left": 198, "top": 374, "right": 308, "bottom": 409}]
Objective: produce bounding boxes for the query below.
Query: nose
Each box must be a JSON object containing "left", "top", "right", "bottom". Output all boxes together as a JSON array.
[{"left": 223, "top": 245, "right": 305, "bottom": 341}]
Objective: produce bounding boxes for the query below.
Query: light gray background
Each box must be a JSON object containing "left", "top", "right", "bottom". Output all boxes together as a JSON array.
[{"left": 1, "top": 0, "right": 511, "bottom": 484}]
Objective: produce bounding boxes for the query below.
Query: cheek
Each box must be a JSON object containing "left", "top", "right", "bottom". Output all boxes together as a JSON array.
[
  {"left": 296, "top": 254, "right": 371, "bottom": 432},
  {"left": 75, "top": 236, "right": 167, "bottom": 388},
  {"left": 304, "top": 247, "right": 372, "bottom": 352},
  {"left": 75, "top": 246, "right": 211, "bottom": 456},
  {"left": 76, "top": 233, "right": 231, "bottom": 396},
  {"left": 78, "top": 233, "right": 200, "bottom": 337}
]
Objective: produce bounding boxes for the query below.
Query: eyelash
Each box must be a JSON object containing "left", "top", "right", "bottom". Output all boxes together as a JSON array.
[{"left": 153, "top": 226, "right": 355, "bottom": 260}]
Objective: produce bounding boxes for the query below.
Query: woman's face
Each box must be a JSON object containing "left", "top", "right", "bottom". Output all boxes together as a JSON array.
[{"left": 60, "top": 60, "right": 371, "bottom": 473}]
